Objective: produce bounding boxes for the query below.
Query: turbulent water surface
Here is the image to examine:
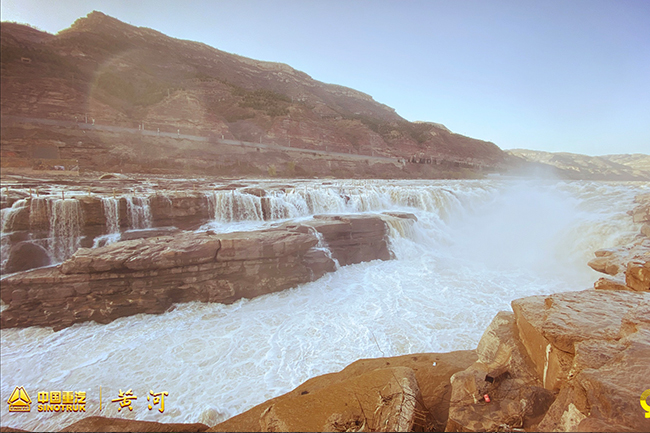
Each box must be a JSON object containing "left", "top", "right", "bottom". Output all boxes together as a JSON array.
[{"left": 1, "top": 179, "right": 648, "bottom": 430}]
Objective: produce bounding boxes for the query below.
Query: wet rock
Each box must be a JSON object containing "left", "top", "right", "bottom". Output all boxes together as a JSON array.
[
  {"left": 214, "top": 183, "right": 247, "bottom": 191},
  {"left": 381, "top": 211, "right": 418, "bottom": 221},
  {"left": 61, "top": 416, "right": 208, "bottom": 432},
  {"left": 99, "top": 173, "right": 128, "bottom": 179},
  {"left": 4, "top": 241, "right": 51, "bottom": 273},
  {"left": 630, "top": 204, "right": 650, "bottom": 224},
  {"left": 589, "top": 203, "right": 650, "bottom": 291},
  {"left": 241, "top": 187, "right": 266, "bottom": 197},
  {"left": 642, "top": 223, "right": 650, "bottom": 237},
  {"left": 588, "top": 256, "right": 619, "bottom": 275},
  {"left": 120, "top": 227, "right": 182, "bottom": 241},
  {"left": 149, "top": 192, "right": 210, "bottom": 229},
  {"left": 300, "top": 215, "right": 392, "bottom": 266}
]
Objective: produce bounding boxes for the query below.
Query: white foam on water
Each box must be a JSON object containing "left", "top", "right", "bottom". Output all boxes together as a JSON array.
[{"left": 1, "top": 179, "right": 648, "bottom": 431}]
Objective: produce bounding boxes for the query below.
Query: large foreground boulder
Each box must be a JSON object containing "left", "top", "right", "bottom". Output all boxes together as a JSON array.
[
  {"left": 446, "top": 289, "right": 649, "bottom": 432},
  {"left": 210, "top": 351, "right": 476, "bottom": 432},
  {"left": 514, "top": 290, "right": 649, "bottom": 431}
]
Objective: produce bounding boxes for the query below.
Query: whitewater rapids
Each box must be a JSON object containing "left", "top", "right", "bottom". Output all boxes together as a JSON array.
[{"left": 1, "top": 179, "right": 648, "bottom": 430}]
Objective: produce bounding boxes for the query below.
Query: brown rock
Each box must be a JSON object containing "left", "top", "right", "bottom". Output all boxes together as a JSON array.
[
  {"left": 300, "top": 215, "right": 392, "bottom": 266},
  {"left": 625, "top": 258, "right": 650, "bottom": 291},
  {"left": 4, "top": 241, "right": 51, "bottom": 273},
  {"left": 594, "top": 276, "right": 629, "bottom": 291},
  {"left": 241, "top": 187, "right": 266, "bottom": 197},
  {"left": 642, "top": 223, "right": 650, "bottom": 238},
  {"left": 119, "top": 227, "right": 182, "bottom": 241},
  {"left": 211, "top": 351, "right": 476, "bottom": 432},
  {"left": 587, "top": 256, "right": 619, "bottom": 275},
  {"left": 630, "top": 203, "right": 650, "bottom": 224},
  {"left": 1, "top": 216, "right": 392, "bottom": 329},
  {"left": 446, "top": 312, "right": 553, "bottom": 432},
  {"left": 512, "top": 289, "right": 649, "bottom": 391},
  {"left": 60, "top": 416, "right": 209, "bottom": 432},
  {"left": 538, "top": 324, "right": 650, "bottom": 431}
]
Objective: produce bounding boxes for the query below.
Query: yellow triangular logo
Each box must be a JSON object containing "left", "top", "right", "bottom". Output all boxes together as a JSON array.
[{"left": 7, "top": 387, "right": 31, "bottom": 412}]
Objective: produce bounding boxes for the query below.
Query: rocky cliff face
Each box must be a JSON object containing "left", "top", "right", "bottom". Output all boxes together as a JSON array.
[{"left": 1, "top": 12, "right": 506, "bottom": 175}]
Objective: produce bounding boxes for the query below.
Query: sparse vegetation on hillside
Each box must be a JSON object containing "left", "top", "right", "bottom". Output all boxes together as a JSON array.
[
  {"left": 237, "top": 88, "right": 290, "bottom": 117},
  {"left": 95, "top": 71, "right": 173, "bottom": 107}
]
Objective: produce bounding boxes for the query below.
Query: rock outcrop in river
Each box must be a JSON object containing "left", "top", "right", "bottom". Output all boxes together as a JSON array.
[
  {"left": 0, "top": 214, "right": 397, "bottom": 330},
  {"left": 589, "top": 192, "right": 650, "bottom": 292}
]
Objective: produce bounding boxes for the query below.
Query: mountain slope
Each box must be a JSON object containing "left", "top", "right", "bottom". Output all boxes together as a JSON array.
[
  {"left": 506, "top": 149, "right": 650, "bottom": 180},
  {"left": 1, "top": 11, "right": 505, "bottom": 168}
]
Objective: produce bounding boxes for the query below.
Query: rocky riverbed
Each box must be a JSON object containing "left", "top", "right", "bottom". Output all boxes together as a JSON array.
[{"left": 1, "top": 180, "right": 648, "bottom": 432}]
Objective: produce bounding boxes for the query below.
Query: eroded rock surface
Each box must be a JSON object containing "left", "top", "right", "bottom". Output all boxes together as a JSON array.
[
  {"left": 446, "top": 289, "right": 650, "bottom": 432},
  {"left": 210, "top": 351, "right": 476, "bottom": 432},
  {"left": 0, "top": 214, "right": 395, "bottom": 330},
  {"left": 589, "top": 193, "right": 650, "bottom": 292}
]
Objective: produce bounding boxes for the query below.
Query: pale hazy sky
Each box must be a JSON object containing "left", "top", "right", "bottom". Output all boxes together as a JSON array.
[{"left": 2, "top": 0, "right": 649, "bottom": 155}]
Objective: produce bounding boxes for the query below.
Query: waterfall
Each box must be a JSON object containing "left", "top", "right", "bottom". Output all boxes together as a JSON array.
[
  {"left": 308, "top": 227, "right": 340, "bottom": 269},
  {"left": 126, "top": 196, "right": 152, "bottom": 229},
  {"left": 29, "top": 197, "right": 49, "bottom": 230},
  {"left": 48, "top": 198, "right": 84, "bottom": 263},
  {"left": 207, "top": 191, "right": 263, "bottom": 222},
  {"left": 1, "top": 199, "right": 28, "bottom": 232},
  {"left": 101, "top": 197, "right": 121, "bottom": 234},
  {"left": 0, "top": 201, "right": 28, "bottom": 272},
  {"left": 383, "top": 214, "right": 417, "bottom": 239}
]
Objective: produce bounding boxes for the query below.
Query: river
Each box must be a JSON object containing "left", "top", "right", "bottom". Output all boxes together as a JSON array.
[{"left": 1, "top": 178, "right": 648, "bottom": 430}]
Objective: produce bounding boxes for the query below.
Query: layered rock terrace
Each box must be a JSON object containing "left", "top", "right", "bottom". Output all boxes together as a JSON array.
[{"left": 0, "top": 214, "right": 402, "bottom": 330}]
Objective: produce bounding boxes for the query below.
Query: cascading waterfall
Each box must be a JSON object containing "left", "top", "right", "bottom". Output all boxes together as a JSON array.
[
  {"left": 0, "top": 199, "right": 28, "bottom": 232},
  {"left": 126, "top": 196, "right": 152, "bottom": 229},
  {"left": 207, "top": 191, "right": 264, "bottom": 222},
  {"left": 89, "top": 197, "right": 123, "bottom": 248},
  {"left": 203, "top": 182, "right": 495, "bottom": 227},
  {"left": 101, "top": 197, "right": 121, "bottom": 234},
  {"left": 308, "top": 227, "right": 340, "bottom": 269},
  {"left": 48, "top": 198, "right": 84, "bottom": 263},
  {"left": 28, "top": 197, "right": 49, "bottom": 229},
  {"left": 1, "top": 200, "right": 29, "bottom": 272}
]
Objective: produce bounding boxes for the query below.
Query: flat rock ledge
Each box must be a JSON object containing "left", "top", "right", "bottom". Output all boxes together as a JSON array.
[{"left": 0, "top": 214, "right": 405, "bottom": 330}]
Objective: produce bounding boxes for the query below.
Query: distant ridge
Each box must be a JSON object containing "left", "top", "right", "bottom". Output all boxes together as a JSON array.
[{"left": 506, "top": 149, "right": 650, "bottom": 181}]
